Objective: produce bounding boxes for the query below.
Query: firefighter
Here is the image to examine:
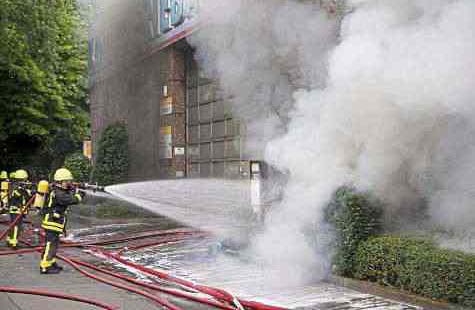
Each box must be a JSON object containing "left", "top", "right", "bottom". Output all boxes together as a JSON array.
[
  {"left": 40, "top": 168, "right": 84, "bottom": 274},
  {"left": 0, "top": 171, "right": 9, "bottom": 213},
  {"left": 6, "top": 169, "right": 32, "bottom": 249}
]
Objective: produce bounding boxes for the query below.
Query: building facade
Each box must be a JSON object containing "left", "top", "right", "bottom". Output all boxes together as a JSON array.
[
  {"left": 89, "top": 0, "right": 251, "bottom": 180},
  {"left": 89, "top": 0, "right": 342, "bottom": 181}
]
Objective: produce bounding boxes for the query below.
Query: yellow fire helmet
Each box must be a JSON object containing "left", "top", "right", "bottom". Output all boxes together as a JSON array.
[
  {"left": 54, "top": 168, "right": 74, "bottom": 182},
  {"left": 9, "top": 172, "right": 15, "bottom": 179},
  {"left": 0, "top": 171, "right": 7, "bottom": 180},
  {"left": 15, "top": 169, "right": 29, "bottom": 180}
]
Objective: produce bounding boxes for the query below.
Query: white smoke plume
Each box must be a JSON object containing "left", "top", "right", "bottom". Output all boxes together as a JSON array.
[
  {"left": 189, "top": 0, "right": 475, "bottom": 285},
  {"left": 188, "top": 0, "right": 339, "bottom": 157}
]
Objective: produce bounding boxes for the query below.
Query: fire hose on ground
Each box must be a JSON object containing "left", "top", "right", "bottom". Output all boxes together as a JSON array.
[
  {"left": 94, "top": 248, "right": 287, "bottom": 310},
  {"left": 18, "top": 237, "right": 185, "bottom": 310},
  {"left": 0, "top": 196, "right": 35, "bottom": 241},
  {"left": 64, "top": 257, "right": 236, "bottom": 310},
  {"left": 1, "top": 220, "right": 288, "bottom": 310},
  {"left": 0, "top": 286, "right": 118, "bottom": 310}
]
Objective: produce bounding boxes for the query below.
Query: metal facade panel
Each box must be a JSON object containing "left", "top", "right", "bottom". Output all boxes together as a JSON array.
[
  {"left": 199, "top": 143, "right": 210, "bottom": 160},
  {"left": 226, "top": 119, "right": 240, "bottom": 137},
  {"left": 225, "top": 139, "right": 240, "bottom": 159},
  {"left": 199, "top": 103, "right": 212, "bottom": 122},
  {"left": 187, "top": 87, "right": 198, "bottom": 106},
  {"left": 198, "top": 83, "right": 217, "bottom": 104},
  {"left": 199, "top": 123, "right": 211, "bottom": 141},
  {"left": 213, "top": 101, "right": 225, "bottom": 120},
  {"left": 200, "top": 162, "right": 210, "bottom": 177},
  {"left": 212, "top": 141, "right": 225, "bottom": 159},
  {"left": 188, "top": 145, "right": 199, "bottom": 160},
  {"left": 212, "top": 121, "right": 225, "bottom": 138},
  {"left": 213, "top": 162, "right": 225, "bottom": 178},
  {"left": 189, "top": 162, "right": 199, "bottom": 177},
  {"left": 189, "top": 125, "right": 199, "bottom": 144},
  {"left": 186, "top": 53, "right": 242, "bottom": 179},
  {"left": 189, "top": 106, "right": 199, "bottom": 124}
]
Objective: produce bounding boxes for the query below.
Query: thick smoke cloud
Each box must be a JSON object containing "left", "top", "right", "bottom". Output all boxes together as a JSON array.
[
  {"left": 188, "top": 0, "right": 339, "bottom": 158},
  {"left": 189, "top": 0, "right": 475, "bottom": 285}
]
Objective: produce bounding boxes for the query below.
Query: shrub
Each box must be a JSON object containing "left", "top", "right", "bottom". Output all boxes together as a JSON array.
[
  {"left": 354, "top": 236, "right": 475, "bottom": 307},
  {"left": 64, "top": 152, "right": 91, "bottom": 183},
  {"left": 91, "top": 122, "right": 129, "bottom": 186},
  {"left": 325, "top": 186, "right": 383, "bottom": 276}
]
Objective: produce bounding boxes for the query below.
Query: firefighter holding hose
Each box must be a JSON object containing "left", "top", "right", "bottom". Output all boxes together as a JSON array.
[
  {"left": 6, "top": 169, "right": 33, "bottom": 249},
  {"left": 39, "top": 168, "right": 85, "bottom": 274}
]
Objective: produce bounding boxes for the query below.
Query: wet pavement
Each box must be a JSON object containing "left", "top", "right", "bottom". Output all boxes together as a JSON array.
[
  {"left": 115, "top": 236, "right": 421, "bottom": 309},
  {"left": 0, "top": 191, "right": 440, "bottom": 309}
]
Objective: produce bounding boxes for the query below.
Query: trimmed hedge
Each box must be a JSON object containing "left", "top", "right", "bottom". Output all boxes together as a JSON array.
[
  {"left": 354, "top": 236, "right": 475, "bottom": 307},
  {"left": 91, "top": 122, "right": 129, "bottom": 186},
  {"left": 325, "top": 186, "right": 383, "bottom": 276},
  {"left": 64, "top": 152, "right": 91, "bottom": 183}
]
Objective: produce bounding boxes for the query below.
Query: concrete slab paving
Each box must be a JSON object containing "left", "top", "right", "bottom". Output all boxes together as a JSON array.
[{"left": 0, "top": 252, "right": 156, "bottom": 310}]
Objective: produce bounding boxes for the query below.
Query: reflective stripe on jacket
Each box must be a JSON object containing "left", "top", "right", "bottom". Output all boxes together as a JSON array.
[{"left": 41, "top": 188, "right": 81, "bottom": 233}]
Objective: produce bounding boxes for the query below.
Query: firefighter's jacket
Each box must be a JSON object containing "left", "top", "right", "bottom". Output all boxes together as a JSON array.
[
  {"left": 0, "top": 182, "right": 9, "bottom": 211},
  {"left": 9, "top": 183, "right": 32, "bottom": 215},
  {"left": 41, "top": 188, "right": 82, "bottom": 233}
]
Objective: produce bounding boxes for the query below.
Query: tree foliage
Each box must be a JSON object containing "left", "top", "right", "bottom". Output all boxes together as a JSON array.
[
  {"left": 0, "top": 0, "right": 88, "bottom": 171},
  {"left": 64, "top": 151, "right": 91, "bottom": 183},
  {"left": 92, "top": 123, "right": 129, "bottom": 186}
]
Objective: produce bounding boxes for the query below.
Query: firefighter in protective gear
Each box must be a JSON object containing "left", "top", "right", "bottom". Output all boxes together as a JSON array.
[
  {"left": 0, "top": 171, "right": 9, "bottom": 213},
  {"left": 40, "top": 168, "right": 84, "bottom": 274},
  {"left": 6, "top": 169, "right": 32, "bottom": 248}
]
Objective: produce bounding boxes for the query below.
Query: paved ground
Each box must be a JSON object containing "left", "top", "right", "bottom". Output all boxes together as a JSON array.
[
  {"left": 0, "top": 251, "right": 156, "bottom": 310},
  {"left": 0, "top": 192, "right": 448, "bottom": 310}
]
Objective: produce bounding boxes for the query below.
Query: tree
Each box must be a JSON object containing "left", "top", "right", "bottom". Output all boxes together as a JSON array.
[
  {"left": 0, "top": 0, "right": 89, "bottom": 173},
  {"left": 92, "top": 123, "right": 129, "bottom": 186},
  {"left": 64, "top": 151, "right": 91, "bottom": 183}
]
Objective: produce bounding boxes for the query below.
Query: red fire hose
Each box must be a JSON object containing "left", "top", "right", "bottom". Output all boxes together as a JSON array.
[
  {"left": 0, "top": 196, "right": 35, "bottom": 241},
  {"left": 6, "top": 225, "right": 285, "bottom": 310},
  {"left": 56, "top": 253, "right": 183, "bottom": 310},
  {"left": 68, "top": 257, "right": 236, "bottom": 310},
  {"left": 0, "top": 286, "right": 118, "bottom": 310},
  {"left": 15, "top": 237, "right": 183, "bottom": 310},
  {"left": 96, "top": 249, "right": 287, "bottom": 310}
]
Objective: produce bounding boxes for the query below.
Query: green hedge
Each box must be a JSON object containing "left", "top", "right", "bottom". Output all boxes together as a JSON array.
[
  {"left": 64, "top": 152, "right": 91, "bottom": 183},
  {"left": 92, "top": 122, "right": 129, "bottom": 186},
  {"left": 325, "top": 187, "right": 475, "bottom": 307},
  {"left": 325, "top": 186, "right": 383, "bottom": 276},
  {"left": 354, "top": 236, "right": 475, "bottom": 307}
]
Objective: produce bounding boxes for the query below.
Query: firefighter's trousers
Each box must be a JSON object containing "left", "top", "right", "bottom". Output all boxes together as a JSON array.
[
  {"left": 7, "top": 213, "right": 24, "bottom": 247},
  {"left": 40, "top": 230, "right": 60, "bottom": 272}
]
